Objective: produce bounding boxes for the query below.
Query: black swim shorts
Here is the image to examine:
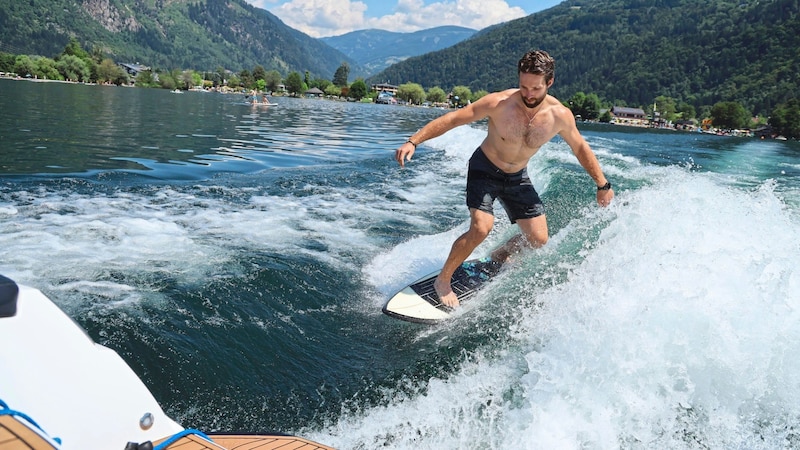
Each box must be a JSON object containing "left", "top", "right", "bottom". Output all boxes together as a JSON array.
[{"left": 466, "top": 147, "right": 545, "bottom": 223}]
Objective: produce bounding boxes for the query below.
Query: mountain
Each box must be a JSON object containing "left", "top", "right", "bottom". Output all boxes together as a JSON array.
[
  {"left": 3, "top": 0, "right": 797, "bottom": 114},
  {"left": 367, "top": 0, "right": 800, "bottom": 115},
  {"left": 320, "top": 26, "right": 476, "bottom": 77},
  {"left": 0, "top": 0, "right": 356, "bottom": 78}
]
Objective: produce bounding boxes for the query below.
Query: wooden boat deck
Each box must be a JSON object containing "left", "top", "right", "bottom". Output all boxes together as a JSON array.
[
  {"left": 156, "top": 432, "right": 335, "bottom": 450},
  {"left": 0, "top": 414, "right": 59, "bottom": 450},
  {"left": 1, "top": 413, "right": 335, "bottom": 450}
]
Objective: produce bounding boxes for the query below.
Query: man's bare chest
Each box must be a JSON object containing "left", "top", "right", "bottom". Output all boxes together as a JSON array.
[{"left": 490, "top": 112, "right": 556, "bottom": 149}]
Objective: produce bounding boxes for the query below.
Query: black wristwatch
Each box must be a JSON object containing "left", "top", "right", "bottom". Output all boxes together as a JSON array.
[{"left": 597, "top": 181, "right": 612, "bottom": 191}]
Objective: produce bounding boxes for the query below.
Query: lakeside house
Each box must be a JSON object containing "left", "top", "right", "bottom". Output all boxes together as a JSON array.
[
  {"left": 371, "top": 83, "right": 399, "bottom": 104},
  {"left": 376, "top": 92, "right": 397, "bottom": 104},
  {"left": 611, "top": 106, "right": 647, "bottom": 125},
  {"left": 119, "top": 63, "right": 150, "bottom": 78},
  {"left": 371, "top": 83, "right": 398, "bottom": 95},
  {"left": 304, "top": 87, "right": 324, "bottom": 97}
]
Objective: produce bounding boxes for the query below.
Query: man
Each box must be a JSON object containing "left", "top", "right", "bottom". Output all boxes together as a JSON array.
[{"left": 394, "top": 50, "right": 614, "bottom": 307}]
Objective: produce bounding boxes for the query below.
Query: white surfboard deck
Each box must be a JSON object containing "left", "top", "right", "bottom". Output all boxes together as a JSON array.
[{"left": 382, "top": 258, "right": 502, "bottom": 324}]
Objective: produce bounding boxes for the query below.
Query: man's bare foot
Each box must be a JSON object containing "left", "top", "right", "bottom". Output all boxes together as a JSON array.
[{"left": 434, "top": 276, "right": 459, "bottom": 307}]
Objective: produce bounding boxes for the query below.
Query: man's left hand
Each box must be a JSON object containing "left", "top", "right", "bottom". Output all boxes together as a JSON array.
[{"left": 597, "top": 188, "right": 614, "bottom": 207}]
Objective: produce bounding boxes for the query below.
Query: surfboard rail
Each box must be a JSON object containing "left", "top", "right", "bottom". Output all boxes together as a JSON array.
[{"left": 382, "top": 258, "right": 502, "bottom": 324}]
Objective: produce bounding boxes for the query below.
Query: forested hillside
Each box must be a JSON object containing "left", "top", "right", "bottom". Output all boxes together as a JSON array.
[
  {"left": 368, "top": 0, "right": 800, "bottom": 115},
  {"left": 3, "top": 0, "right": 798, "bottom": 115},
  {"left": 0, "top": 0, "right": 356, "bottom": 78},
  {"left": 322, "top": 26, "right": 476, "bottom": 76}
]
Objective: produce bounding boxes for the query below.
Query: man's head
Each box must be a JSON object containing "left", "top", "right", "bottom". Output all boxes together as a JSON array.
[
  {"left": 518, "top": 50, "right": 555, "bottom": 84},
  {"left": 518, "top": 50, "right": 555, "bottom": 109}
]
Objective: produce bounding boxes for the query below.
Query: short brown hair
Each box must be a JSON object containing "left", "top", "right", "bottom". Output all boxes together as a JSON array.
[{"left": 518, "top": 50, "right": 555, "bottom": 83}]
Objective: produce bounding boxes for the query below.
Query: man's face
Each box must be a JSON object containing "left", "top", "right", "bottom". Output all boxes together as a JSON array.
[{"left": 519, "top": 72, "right": 552, "bottom": 109}]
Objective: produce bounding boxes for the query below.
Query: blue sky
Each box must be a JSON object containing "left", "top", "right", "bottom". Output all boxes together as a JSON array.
[{"left": 244, "top": 0, "right": 562, "bottom": 37}]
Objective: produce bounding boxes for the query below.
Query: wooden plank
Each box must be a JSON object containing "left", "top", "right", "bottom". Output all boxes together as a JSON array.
[
  {"left": 0, "top": 415, "right": 58, "bottom": 450},
  {"left": 208, "top": 434, "right": 335, "bottom": 450},
  {"left": 154, "top": 433, "right": 335, "bottom": 450}
]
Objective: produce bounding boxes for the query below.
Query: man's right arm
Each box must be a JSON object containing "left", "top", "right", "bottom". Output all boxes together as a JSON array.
[{"left": 395, "top": 95, "right": 496, "bottom": 167}]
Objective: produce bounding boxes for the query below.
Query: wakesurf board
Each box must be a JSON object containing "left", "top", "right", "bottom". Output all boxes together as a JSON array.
[{"left": 382, "top": 258, "right": 502, "bottom": 324}]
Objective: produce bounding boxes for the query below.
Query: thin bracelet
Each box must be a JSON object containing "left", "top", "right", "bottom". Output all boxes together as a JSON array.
[{"left": 406, "top": 139, "right": 417, "bottom": 148}]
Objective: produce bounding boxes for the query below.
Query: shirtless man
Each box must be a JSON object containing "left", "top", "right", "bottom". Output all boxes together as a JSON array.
[{"left": 394, "top": 50, "right": 615, "bottom": 307}]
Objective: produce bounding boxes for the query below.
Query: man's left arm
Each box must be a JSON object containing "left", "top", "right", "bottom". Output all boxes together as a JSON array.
[{"left": 558, "top": 114, "right": 614, "bottom": 207}]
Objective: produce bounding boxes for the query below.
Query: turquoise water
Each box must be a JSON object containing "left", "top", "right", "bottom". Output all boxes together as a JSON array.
[{"left": 2, "top": 78, "right": 800, "bottom": 449}]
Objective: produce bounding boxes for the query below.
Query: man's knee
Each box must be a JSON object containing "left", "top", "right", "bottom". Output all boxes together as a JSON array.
[
  {"left": 529, "top": 233, "right": 548, "bottom": 248},
  {"left": 468, "top": 221, "right": 493, "bottom": 241},
  {"left": 469, "top": 209, "right": 494, "bottom": 239},
  {"left": 518, "top": 217, "right": 548, "bottom": 248}
]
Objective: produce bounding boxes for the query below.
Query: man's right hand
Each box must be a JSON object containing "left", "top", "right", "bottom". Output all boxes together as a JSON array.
[{"left": 395, "top": 141, "right": 416, "bottom": 167}]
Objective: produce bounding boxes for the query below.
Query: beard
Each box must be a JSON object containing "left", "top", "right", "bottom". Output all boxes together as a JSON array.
[{"left": 521, "top": 94, "right": 545, "bottom": 109}]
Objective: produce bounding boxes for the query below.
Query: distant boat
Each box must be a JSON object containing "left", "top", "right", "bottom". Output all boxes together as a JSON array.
[{"left": 171, "top": 89, "right": 182, "bottom": 94}]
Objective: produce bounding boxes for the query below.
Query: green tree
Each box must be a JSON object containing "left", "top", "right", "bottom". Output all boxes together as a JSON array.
[
  {"left": 285, "top": 71, "right": 304, "bottom": 95},
  {"left": 567, "top": 92, "right": 601, "bottom": 120},
  {"left": 191, "top": 71, "right": 203, "bottom": 88},
  {"left": 264, "top": 70, "right": 282, "bottom": 92},
  {"left": 135, "top": 70, "right": 156, "bottom": 87},
  {"left": 0, "top": 52, "right": 15, "bottom": 73},
  {"left": 325, "top": 84, "right": 342, "bottom": 97},
  {"left": 56, "top": 54, "right": 90, "bottom": 82},
  {"left": 181, "top": 70, "right": 195, "bottom": 89},
  {"left": 349, "top": 79, "right": 368, "bottom": 100},
  {"left": 96, "top": 58, "right": 117, "bottom": 83},
  {"left": 13, "top": 55, "right": 36, "bottom": 78},
  {"left": 583, "top": 93, "right": 602, "bottom": 120},
  {"left": 426, "top": 86, "right": 447, "bottom": 104},
  {"left": 710, "top": 101, "right": 749, "bottom": 129},
  {"left": 34, "top": 56, "right": 61, "bottom": 80},
  {"left": 677, "top": 102, "right": 696, "bottom": 120},
  {"left": 97, "top": 58, "right": 127, "bottom": 84},
  {"left": 452, "top": 85, "right": 471, "bottom": 107},
  {"left": 61, "top": 37, "right": 90, "bottom": 60},
  {"left": 653, "top": 95, "right": 678, "bottom": 122},
  {"left": 158, "top": 69, "right": 181, "bottom": 90},
  {"left": 472, "top": 90, "right": 489, "bottom": 102},
  {"left": 239, "top": 69, "right": 254, "bottom": 89},
  {"left": 311, "top": 77, "right": 332, "bottom": 92},
  {"left": 397, "top": 82, "right": 425, "bottom": 104},
  {"left": 60, "top": 38, "right": 96, "bottom": 82},
  {"left": 90, "top": 46, "right": 104, "bottom": 65},
  {"left": 216, "top": 66, "right": 228, "bottom": 86},
  {"left": 252, "top": 65, "right": 267, "bottom": 82},
  {"left": 227, "top": 74, "right": 241, "bottom": 89},
  {"left": 332, "top": 62, "right": 349, "bottom": 87},
  {"left": 769, "top": 99, "right": 800, "bottom": 139}
]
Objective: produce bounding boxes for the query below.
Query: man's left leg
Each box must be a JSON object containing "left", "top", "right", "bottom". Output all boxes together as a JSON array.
[{"left": 490, "top": 215, "right": 549, "bottom": 263}]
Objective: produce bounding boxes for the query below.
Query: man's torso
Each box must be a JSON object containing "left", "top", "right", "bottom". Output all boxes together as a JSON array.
[{"left": 479, "top": 91, "right": 564, "bottom": 173}]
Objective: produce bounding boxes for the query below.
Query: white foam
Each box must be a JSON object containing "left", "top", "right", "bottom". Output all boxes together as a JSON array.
[
  {"left": 318, "top": 153, "right": 800, "bottom": 449},
  {"left": 505, "top": 174, "right": 800, "bottom": 448},
  {"left": 0, "top": 183, "right": 393, "bottom": 310}
]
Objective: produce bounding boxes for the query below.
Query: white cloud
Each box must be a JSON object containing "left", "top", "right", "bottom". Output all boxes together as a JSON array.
[
  {"left": 249, "top": 0, "right": 528, "bottom": 38},
  {"left": 266, "top": 0, "right": 370, "bottom": 37},
  {"left": 367, "top": 0, "right": 527, "bottom": 34}
]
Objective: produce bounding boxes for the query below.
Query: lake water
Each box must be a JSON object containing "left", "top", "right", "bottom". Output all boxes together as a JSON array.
[{"left": 2, "top": 78, "right": 800, "bottom": 449}]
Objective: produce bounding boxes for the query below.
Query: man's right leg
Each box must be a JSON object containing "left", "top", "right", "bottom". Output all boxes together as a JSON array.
[{"left": 434, "top": 208, "right": 494, "bottom": 307}]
